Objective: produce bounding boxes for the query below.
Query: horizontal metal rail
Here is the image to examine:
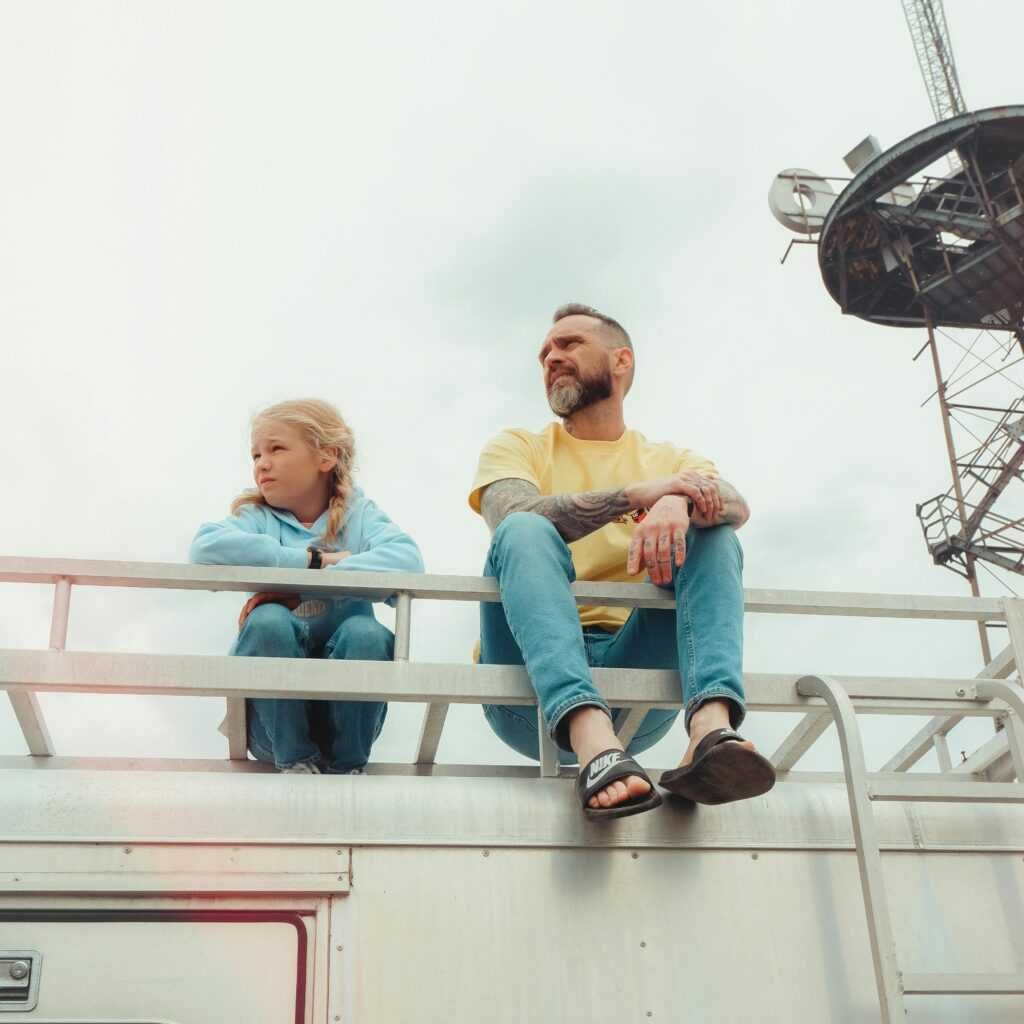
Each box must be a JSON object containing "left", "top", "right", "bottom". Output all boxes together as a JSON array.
[
  {"left": 901, "top": 974, "right": 1024, "bottom": 995},
  {"left": 0, "top": 557, "right": 1010, "bottom": 619},
  {"left": 1, "top": 557, "right": 1022, "bottom": 775},
  {"left": 0, "top": 651, "right": 1010, "bottom": 712}
]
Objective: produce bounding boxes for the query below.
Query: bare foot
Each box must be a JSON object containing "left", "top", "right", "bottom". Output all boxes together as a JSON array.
[
  {"left": 678, "top": 700, "right": 756, "bottom": 768},
  {"left": 568, "top": 706, "right": 651, "bottom": 810}
]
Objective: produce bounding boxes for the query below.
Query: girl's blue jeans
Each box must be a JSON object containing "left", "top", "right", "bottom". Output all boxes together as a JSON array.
[
  {"left": 234, "top": 598, "right": 392, "bottom": 772},
  {"left": 480, "top": 512, "right": 746, "bottom": 764}
]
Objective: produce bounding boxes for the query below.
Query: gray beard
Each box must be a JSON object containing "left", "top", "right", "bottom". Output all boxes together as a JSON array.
[{"left": 546, "top": 369, "right": 614, "bottom": 418}]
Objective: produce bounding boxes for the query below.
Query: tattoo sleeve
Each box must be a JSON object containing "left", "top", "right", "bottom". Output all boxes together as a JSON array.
[
  {"left": 690, "top": 478, "right": 750, "bottom": 528},
  {"left": 480, "top": 478, "right": 631, "bottom": 542}
]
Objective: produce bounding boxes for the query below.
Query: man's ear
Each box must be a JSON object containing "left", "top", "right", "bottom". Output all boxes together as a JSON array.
[{"left": 613, "top": 347, "right": 634, "bottom": 379}]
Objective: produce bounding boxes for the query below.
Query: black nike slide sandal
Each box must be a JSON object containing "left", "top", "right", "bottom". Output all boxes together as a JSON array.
[
  {"left": 658, "top": 728, "right": 776, "bottom": 805},
  {"left": 576, "top": 748, "right": 663, "bottom": 821}
]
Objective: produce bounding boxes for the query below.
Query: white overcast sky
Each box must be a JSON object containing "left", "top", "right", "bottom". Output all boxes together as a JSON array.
[{"left": 2, "top": 1, "right": 1022, "bottom": 772}]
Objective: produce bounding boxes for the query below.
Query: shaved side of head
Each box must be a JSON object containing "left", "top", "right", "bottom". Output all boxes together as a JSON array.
[{"left": 551, "top": 302, "right": 635, "bottom": 391}]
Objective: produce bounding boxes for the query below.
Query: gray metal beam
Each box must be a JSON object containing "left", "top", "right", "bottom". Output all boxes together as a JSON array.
[
  {"left": 0, "top": 557, "right": 1008, "bottom": 620},
  {"left": 901, "top": 973, "right": 1024, "bottom": 995},
  {"left": 878, "top": 642, "right": 1015, "bottom": 773},
  {"left": 5, "top": 692, "right": 54, "bottom": 758},
  {"left": 950, "top": 730, "right": 1008, "bottom": 775},
  {"left": 614, "top": 706, "right": 648, "bottom": 748},
  {"left": 414, "top": 704, "right": 449, "bottom": 765},
  {"left": 0, "top": 649, "right": 999, "bottom": 716},
  {"left": 869, "top": 779, "right": 1024, "bottom": 803},
  {"left": 770, "top": 712, "right": 831, "bottom": 771}
]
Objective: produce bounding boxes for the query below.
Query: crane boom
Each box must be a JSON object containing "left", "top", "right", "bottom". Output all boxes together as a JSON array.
[{"left": 901, "top": 0, "right": 967, "bottom": 123}]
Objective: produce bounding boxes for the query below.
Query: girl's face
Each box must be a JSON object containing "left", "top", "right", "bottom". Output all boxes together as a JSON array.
[{"left": 250, "top": 420, "right": 336, "bottom": 515}]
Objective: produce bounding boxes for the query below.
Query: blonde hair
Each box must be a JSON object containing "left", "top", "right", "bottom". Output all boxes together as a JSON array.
[{"left": 231, "top": 399, "right": 356, "bottom": 546}]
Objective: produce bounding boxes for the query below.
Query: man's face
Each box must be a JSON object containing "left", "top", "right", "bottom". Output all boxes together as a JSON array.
[{"left": 538, "top": 315, "right": 615, "bottom": 417}]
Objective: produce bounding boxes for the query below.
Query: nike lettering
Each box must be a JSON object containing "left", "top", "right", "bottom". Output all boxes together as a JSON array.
[{"left": 586, "top": 751, "right": 623, "bottom": 787}]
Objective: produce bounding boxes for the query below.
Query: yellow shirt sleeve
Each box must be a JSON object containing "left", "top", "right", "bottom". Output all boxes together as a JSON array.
[
  {"left": 468, "top": 430, "right": 541, "bottom": 513},
  {"left": 676, "top": 448, "right": 720, "bottom": 480}
]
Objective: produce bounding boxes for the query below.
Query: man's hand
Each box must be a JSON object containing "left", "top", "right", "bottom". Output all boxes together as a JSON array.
[
  {"left": 627, "top": 496, "right": 691, "bottom": 584},
  {"left": 626, "top": 471, "right": 724, "bottom": 521}
]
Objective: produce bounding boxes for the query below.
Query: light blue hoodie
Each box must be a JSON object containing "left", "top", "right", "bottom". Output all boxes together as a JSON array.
[{"left": 189, "top": 487, "right": 424, "bottom": 606}]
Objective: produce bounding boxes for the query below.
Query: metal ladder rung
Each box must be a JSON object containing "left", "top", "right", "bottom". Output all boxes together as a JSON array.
[
  {"left": 902, "top": 973, "right": 1024, "bottom": 995},
  {"left": 868, "top": 779, "right": 1024, "bottom": 803}
]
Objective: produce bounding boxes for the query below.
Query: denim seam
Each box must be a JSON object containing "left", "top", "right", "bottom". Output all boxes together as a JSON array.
[
  {"left": 684, "top": 689, "right": 747, "bottom": 731},
  {"left": 547, "top": 694, "right": 610, "bottom": 747},
  {"left": 678, "top": 563, "right": 697, "bottom": 707}
]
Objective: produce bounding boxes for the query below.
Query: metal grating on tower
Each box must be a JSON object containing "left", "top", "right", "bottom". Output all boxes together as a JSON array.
[{"left": 901, "top": 0, "right": 967, "bottom": 124}]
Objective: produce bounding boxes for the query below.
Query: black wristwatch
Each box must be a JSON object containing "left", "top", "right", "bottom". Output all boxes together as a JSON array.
[{"left": 307, "top": 547, "right": 323, "bottom": 569}]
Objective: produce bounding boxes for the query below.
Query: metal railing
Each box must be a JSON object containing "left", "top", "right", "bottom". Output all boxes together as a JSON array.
[
  {"left": 0, "top": 556, "right": 1021, "bottom": 781},
  {"left": 2, "top": 556, "right": 1024, "bottom": 1019}
]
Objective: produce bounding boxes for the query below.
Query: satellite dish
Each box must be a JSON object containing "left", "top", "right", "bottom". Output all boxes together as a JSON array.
[{"left": 769, "top": 168, "right": 837, "bottom": 235}]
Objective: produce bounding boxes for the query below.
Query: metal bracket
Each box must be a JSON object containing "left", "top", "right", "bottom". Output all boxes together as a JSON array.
[{"left": 0, "top": 950, "right": 41, "bottom": 1012}]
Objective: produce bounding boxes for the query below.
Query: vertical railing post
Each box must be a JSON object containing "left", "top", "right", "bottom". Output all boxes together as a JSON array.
[
  {"left": 932, "top": 733, "right": 953, "bottom": 772},
  {"left": 394, "top": 592, "right": 412, "bottom": 662},
  {"left": 7, "top": 578, "right": 63, "bottom": 757},
  {"left": 405, "top": 593, "right": 448, "bottom": 766},
  {"left": 538, "top": 709, "right": 560, "bottom": 778},
  {"left": 1001, "top": 599, "right": 1024, "bottom": 682},
  {"left": 48, "top": 578, "right": 72, "bottom": 650}
]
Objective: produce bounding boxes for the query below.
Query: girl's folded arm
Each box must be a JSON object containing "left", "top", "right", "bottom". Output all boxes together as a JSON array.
[
  {"left": 189, "top": 508, "right": 309, "bottom": 569},
  {"left": 327, "top": 498, "right": 424, "bottom": 575}
]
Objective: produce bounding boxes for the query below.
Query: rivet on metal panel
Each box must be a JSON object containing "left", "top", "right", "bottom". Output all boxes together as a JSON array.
[
  {"left": 123, "top": 847, "right": 132, "bottom": 854},
  {"left": 751, "top": 852, "right": 760, "bottom": 860},
  {"left": 337, "top": 875, "right": 344, "bottom": 881},
  {"left": 482, "top": 850, "right": 490, "bottom": 858},
  {"left": 640, "top": 941, "right": 646, "bottom": 949},
  {"left": 336, "top": 945, "right": 343, "bottom": 952},
  {"left": 956, "top": 688, "right": 966, "bottom": 697},
  {"left": 631, "top": 852, "right": 639, "bottom": 860}
]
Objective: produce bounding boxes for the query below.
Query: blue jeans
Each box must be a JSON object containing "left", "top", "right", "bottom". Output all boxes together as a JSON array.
[
  {"left": 234, "top": 599, "right": 392, "bottom": 772},
  {"left": 480, "top": 512, "right": 745, "bottom": 763}
]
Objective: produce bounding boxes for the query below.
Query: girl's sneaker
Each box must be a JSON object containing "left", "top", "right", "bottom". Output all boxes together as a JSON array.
[{"left": 280, "top": 761, "right": 322, "bottom": 774}]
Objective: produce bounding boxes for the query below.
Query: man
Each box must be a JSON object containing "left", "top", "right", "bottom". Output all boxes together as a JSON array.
[{"left": 468, "top": 303, "right": 775, "bottom": 820}]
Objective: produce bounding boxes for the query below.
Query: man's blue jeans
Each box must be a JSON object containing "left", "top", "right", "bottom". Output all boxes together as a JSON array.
[
  {"left": 480, "top": 512, "right": 745, "bottom": 763},
  {"left": 234, "top": 599, "right": 392, "bottom": 772}
]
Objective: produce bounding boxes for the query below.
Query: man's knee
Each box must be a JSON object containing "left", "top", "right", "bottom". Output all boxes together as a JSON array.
[
  {"left": 489, "top": 512, "right": 569, "bottom": 569},
  {"left": 328, "top": 615, "right": 394, "bottom": 661},
  {"left": 682, "top": 523, "right": 742, "bottom": 566}
]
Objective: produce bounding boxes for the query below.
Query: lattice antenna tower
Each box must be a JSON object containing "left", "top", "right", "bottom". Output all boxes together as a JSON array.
[
  {"left": 901, "top": 0, "right": 967, "bottom": 124},
  {"left": 769, "top": 3, "right": 1024, "bottom": 663}
]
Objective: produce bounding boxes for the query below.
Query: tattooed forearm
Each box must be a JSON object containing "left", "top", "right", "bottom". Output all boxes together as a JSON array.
[
  {"left": 480, "top": 478, "right": 631, "bottom": 542},
  {"left": 689, "top": 478, "right": 750, "bottom": 529}
]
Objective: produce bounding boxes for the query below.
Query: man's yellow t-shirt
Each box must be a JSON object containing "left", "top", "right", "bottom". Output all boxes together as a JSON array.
[{"left": 468, "top": 422, "right": 719, "bottom": 631}]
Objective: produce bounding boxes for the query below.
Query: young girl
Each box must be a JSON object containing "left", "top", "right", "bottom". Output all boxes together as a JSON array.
[{"left": 190, "top": 398, "right": 423, "bottom": 774}]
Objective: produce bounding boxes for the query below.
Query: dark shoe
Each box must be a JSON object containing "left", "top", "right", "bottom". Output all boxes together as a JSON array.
[
  {"left": 576, "top": 748, "right": 663, "bottom": 821},
  {"left": 658, "top": 728, "right": 775, "bottom": 805}
]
